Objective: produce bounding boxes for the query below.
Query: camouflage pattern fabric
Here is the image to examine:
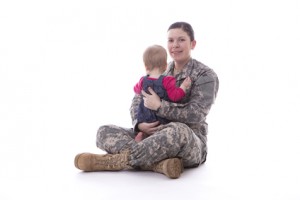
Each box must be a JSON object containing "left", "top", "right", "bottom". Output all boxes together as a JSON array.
[{"left": 96, "top": 58, "right": 219, "bottom": 168}]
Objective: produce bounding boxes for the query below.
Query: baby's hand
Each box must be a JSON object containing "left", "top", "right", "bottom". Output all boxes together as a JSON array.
[{"left": 180, "top": 77, "right": 192, "bottom": 91}]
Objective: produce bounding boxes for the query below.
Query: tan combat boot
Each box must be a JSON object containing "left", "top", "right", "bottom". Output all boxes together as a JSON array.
[
  {"left": 74, "top": 151, "right": 131, "bottom": 171},
  {"left": 144, "top": 158, "right": 184, "bottom": 179}
]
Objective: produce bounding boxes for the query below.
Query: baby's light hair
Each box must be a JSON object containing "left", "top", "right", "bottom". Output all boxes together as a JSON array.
[{"left": 143, "top": 45, "right": 167, "bottom": 71}]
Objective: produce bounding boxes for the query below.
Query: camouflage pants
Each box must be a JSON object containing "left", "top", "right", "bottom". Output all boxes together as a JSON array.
[{"left": 96, "top": 122, "right": 205, "bottom": 168}]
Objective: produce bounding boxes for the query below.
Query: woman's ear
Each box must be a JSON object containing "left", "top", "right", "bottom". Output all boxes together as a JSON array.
[{"left": 191, "top": 40, "right": 196, "bottom": 50}]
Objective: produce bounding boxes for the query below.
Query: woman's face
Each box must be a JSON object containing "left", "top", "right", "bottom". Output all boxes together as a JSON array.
[{"left": 167, "top": 28, "right": 196, "bottom": 64}]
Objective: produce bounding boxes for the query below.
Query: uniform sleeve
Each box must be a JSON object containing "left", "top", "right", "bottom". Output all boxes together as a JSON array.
[
  {"left": 157, "top": 73, "right": 219, "bottom": 124},
  {"left": 130, "top": 94, "right": 142, "bottom": 132},
  {"left": 163, "top": 76, "right": 185, "bottom": 102}
]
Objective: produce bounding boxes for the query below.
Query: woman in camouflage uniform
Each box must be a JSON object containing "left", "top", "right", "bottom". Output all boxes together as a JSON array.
[{"left": 74, "top": 22, "right": 219, "bottom": 179}]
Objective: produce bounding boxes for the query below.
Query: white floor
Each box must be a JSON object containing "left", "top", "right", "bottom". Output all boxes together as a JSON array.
[
  {"left": 1, "top": 110, "right": 300, "bottom": 200},
  {"left": 1, "top": 1, "right": 300, "bottom": 200}
]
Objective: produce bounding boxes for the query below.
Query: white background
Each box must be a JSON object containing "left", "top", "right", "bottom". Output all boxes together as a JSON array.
[{"left": 1, "top": 0, "right": 300, "bottom": 199}]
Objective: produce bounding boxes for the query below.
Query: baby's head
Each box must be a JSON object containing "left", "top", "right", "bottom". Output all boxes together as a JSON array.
[{"left": 143, "top": 45, "right": 167, "bottom": 74}]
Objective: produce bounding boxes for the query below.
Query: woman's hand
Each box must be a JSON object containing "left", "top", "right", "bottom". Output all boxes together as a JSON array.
[
  {"left": 137, "top": 121, "right": 160, "bottom": 135},
  {"left": 141, "top": 87, "right": 162, "bottom": 111}
]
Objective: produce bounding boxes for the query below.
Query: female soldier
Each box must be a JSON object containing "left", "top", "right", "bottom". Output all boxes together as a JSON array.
[{"left": 74, "top": 22, "right": 219, "bottom": 179}]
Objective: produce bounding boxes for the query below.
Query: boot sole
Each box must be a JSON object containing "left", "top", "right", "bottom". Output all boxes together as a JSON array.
[
  {"left": 74, "top": 153, "right": 83, "bottom": 170},
  {"left": 74, "top": 153, "right": 90, "bottom": 171},
  {"left": 164, "top": 158, "right": 183, "bottom": 179}
]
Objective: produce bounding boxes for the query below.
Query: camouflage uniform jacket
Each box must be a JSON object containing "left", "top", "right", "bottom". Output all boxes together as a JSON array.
[{"left": 131, "top": 58, "right": 219, "bottom": 145}]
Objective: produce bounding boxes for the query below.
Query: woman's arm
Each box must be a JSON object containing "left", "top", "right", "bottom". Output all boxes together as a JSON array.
[
  {"left": 157, "top": 74, "right": 218, "bottom": 124},
  {"left": 130, "top": 94, "right": 142, "bottom": 128},
  {"left": 142, "top": 73, "right": 218, "bottom": 124}
]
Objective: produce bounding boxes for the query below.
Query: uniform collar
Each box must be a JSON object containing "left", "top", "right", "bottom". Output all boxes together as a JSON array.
[{"left": 166, "top": 58, "right": 194, "bottom": 79}]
